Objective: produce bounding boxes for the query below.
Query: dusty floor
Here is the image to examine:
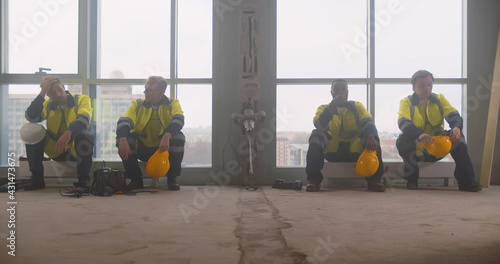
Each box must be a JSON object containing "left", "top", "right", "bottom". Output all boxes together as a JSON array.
[{"left": 1, "top": 184, "right": 500, "bottom": 264}]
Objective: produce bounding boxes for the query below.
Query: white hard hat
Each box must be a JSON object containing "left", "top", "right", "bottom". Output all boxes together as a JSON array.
[{"left": 20, "top": 123, "right": 47, "bottom": 145}]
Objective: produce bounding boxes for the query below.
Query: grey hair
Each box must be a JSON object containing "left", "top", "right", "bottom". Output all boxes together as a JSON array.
[{"left": 148, "top": 76, "right": 168, "bottom": 91}]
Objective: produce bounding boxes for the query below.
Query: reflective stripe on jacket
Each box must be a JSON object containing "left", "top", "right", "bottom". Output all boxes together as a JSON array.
[
  {"left": 398, "top": 92, "right": 462, "bottom": 156},
  {"left": 313, "top": 101, "right": 377, "bottom": 154},
  {"left": 398, "top": 92, "right": 462, "bottom": 138},
  {"left": 117, "top": 95, "right": 184, "bottom": 147},
  {"left": 27, "top": 92, "right": 92, "bottom": 158}
]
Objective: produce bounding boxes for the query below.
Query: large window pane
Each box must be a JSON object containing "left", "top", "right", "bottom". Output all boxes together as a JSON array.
[
  {"left": 178, "top": 0, "right": 212, "bottom": 78},
  {"left": 375, "top": 0, "right": 462, "bottom": 78},
  {"left": 100, "top": 0, "right": 170, "bottom": 78},
  {"left": 95, "top": 84, "right": 171, "bottom": 161},
  {"left": 277, "top": 0, "right": 367, "bottom": 78},
  {"left": 8, "top": 86, "right": 42, "bottom": 157},
  {"left": 177, "top": 85, "right": 212, "bottom": 167},
  {"left": 276, "top": 84, "right": 367, "bottom": 167},
  {"left": 96, "top": 84, "right": 212, "bottom": 165},
  {"left": 374, "top": 84, "right": 462, "bottom": 161},
  {"left": 6, "top": 0, "right": 78, "bottom": 73}
]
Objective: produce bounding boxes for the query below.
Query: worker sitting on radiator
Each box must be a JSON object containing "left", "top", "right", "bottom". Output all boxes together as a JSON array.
[
  {"left": 305, "top": 79, "right": 386, "bottom": 192},
  {"left": 396, "top": 70, "right": 482, "bottom": 191},
  {"left": 116, "top": 76, "right": 185, "bottom": 190}
]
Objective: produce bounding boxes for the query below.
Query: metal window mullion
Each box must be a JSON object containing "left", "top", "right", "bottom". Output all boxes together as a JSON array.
[
  {"left": 1, "top": 0, "right": 7, "bottom": 73},
  {"left": 88, "top": 0, "right": 99, "bottom": 160},
  {"left": 368, "top": 0, "right": 375, "bottom": 117},
  {"left": 461, "top": 0, "right": 468, "bottom": 139},
  {"left": 89, "top": 0, "right": 99, "bottom": 81},
  {"left": 170, "top": 0, "right": 178, "bottom": 99},
  {"left": 0, "top": 0, "right": 7, "bottom": 165},
  {"left": 78, "top": 0, "right": 90, "bottom": 94}
]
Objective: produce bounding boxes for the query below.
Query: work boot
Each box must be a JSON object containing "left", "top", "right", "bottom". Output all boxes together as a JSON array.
[
  {"left": 77, "top": 174, "right": 90, "bottom": 187},
  {"left": 367, "top": 179, "right": 386, "bottom": 192},
  {"left": 306, "top": 180, "right": 320, "bottom": 192},
  {"left": 23, "top": 170, "right": 45, "bottom": 191},
  {"left": 73, "top": 180, "right": 89, "bottom": 188},
  {"left": 459, "top": 182, "right": 482, "bottom": 192},
  {"left": 127, "top": 177, "right": 144, "bottom": 190},
  {"left": 67, "top": 183, "right": 90, "bottom": 198},
  {"left": 167, "top": 176, "right": 180, "bottom": 191},
  {"left": 406, "top": 179, "right": 418, "bottom": 190}
]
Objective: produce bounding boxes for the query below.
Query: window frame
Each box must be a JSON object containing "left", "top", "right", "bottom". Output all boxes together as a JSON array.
[
  {"left": 275, "top": 0, "right": 468, "bottom": 167},
  {"left": 0, "top": 0, "right": 213, "bottom": 167}
]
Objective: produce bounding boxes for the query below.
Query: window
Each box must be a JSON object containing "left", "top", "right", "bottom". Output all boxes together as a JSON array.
[
  {"left": 1, "top": 0, "right": 213, "bottom": 167},
  {"left": 277, "top": 0, "right": 465, "bottom": 166},
  {"left": 8, "top": 86, "right": 44, "bottom": 158},
  {"left": 178, "top": 0, "right": 212, "bottom": 78},
  {"left": 6, "top": 0, "right": 78, "bottom": 73},
  {"left": 375, "top": 0, "right": 463, "bottom": 78},
  {"left": 277, "top": 0, "right": 367, "bottom": 78},
  {"left": 177, "top": 84, "right": 212, "bottom": 166},
  {"left": 100, "top": 0, "right": 171, "bottom": 79}
]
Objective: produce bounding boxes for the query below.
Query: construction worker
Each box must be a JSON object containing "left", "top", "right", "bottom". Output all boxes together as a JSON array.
[
  {"left": 305, "top": 79, "right": 386, "bottom": 192},
  {"left": 397, "top": 70, "right": 482, "bottom": 191},
  {"left": 23, "top": 76, "right": 94, "bottom": 190},
  {"left": 116, "top": 76, "right": 185, "bottom": 190}
]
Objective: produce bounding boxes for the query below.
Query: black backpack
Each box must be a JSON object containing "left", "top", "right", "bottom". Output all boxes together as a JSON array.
[{"left": 92, "top": 167, "right": 127, "bottom": 196}]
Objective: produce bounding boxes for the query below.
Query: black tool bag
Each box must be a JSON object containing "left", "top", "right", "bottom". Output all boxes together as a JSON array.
[
  {"left": 272, "top": 179, "right": 303, "bottom": 190},
  {"left": 92, "top": 167, "right": 126, "bottom": 196}
]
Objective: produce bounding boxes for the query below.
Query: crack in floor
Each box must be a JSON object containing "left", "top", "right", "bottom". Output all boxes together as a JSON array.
[{"left": 235, "top": 188, "right": 307, "bottom": 264}]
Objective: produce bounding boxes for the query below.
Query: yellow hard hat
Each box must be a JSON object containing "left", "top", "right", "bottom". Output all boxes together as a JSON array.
[
  {"left": 145, "top": 149, "right": 170, "bottom": 178},
  {"left": 355, "top": 149, "right": 379, "bottom": 177},
  {"left": 420, "top": 135, "right": 452, "bottom": 157}
]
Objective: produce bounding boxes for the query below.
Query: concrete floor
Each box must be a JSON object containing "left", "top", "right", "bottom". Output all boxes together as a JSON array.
[{"left": 1, "top": 184, "right": 500, "bottom": 264}]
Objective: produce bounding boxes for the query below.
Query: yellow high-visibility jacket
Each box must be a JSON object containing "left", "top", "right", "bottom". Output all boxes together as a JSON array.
[
  {"left": 117, "top": 95, "right": 184, "bottom": 147},
  {"left": 398, "top": 92, "right": 462, "bottom": 156},
  {"left": 25, "top": 92, "right": 93, "bottom": 158},
  {"left": 314, "top": 101, "right": 377, "bottom": 154}
]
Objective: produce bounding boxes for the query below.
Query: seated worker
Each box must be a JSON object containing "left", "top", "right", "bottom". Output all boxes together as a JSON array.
[
  {"left": 116, "top": 76, "right": 185, "bottom": 190},
  {"left": 306, "top": 79, "right": 386, "bottom": 192},
  {"left": 397, "top": 70, "right": 481, "bottom": 191},
  {"left": 23, "top": 76, "right": 94, "bottom": 190}
]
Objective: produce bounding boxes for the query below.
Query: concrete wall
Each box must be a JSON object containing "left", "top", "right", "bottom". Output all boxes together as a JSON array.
[
  {"left": 211, "top": 0, "right": 277, "bottom": 186},
  {"left": 467, "top": 0, "right": 500, "bottom": 184}
]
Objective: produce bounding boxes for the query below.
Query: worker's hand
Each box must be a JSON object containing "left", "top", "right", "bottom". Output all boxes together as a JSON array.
[
  {"left": 159, "top": 132, "right": 171, "bottom": 152},
  {"left": 365, "top": 135, "right": 378, "bottom": 151},
  {"left": 329, "top": 94, "right": 347, "bottom": 111},
  {"left": 40, "top": 76, "right": 58, "bottom": 97},
  {"left": 118, "top": 137, "right": 131, "bottom": 160},
  {"left": 449, "top": 127, "right": 461, "bottom": 142},
  {"left": 55, "top": 130, "right": 72, "bottom": 154},
  {"left": 418, "top": 133, "right": 433, "bottom": 144}
]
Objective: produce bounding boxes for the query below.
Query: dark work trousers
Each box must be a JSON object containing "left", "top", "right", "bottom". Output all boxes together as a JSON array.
[
  {"left": 396, "top": 133, "right": 476, "bottom": 186},
  {"left": 306, "top": 130, "right": 384, "bottom": 184},
  {"left": 25, "top": 129, "right": 94, "bottom": 184},
  {"left": 120, "top": 132, "right": 185, "bottom": 181}
]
